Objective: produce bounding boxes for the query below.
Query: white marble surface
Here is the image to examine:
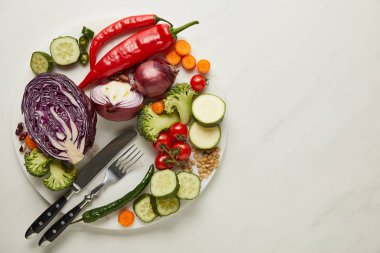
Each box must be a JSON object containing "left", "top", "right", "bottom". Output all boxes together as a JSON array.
[{"left": 1, "top": 0, "right": 380, "bottom": 252}]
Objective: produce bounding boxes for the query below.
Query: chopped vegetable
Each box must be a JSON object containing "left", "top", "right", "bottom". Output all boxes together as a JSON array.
[
  {"left": 151, "top": 101, "right": 165, "bottom": 115},
  {"left": 192, "top": 94, "right": 225, "bottom": 127},
  {"left": 137, "top": 104, "right": 179, "bottom": 142},
  {"left": 175, "top": 40, "right": 191, "bottom": 56},
  {"left": 24, "top": 149, "right": 52, "bottom": 177},
  {"left": 25, "top": 135, "right": 38, "bottom": 151},
  {"left": 42, "top": 159, "right": 76, "bottom": 191},
  {"left": 30, "top": 52, "right": 53, "bottom": 75},
  {"left": 177, "top": 171, "right": 201, "bottom": 200},
  {"left": 165, "top": 49, "right": 181, "bottom": 65},
  {"left": 150, "top": 169, "right": 179, "bottom": 199},
  {"left": 79, "top": 36, "right": 89, "bottom": 50},
  {"left": 155, "top": 197, "right": 180, "bottom": 216},
  {"left": 82, "top": 26, "right": 95, "bottom": 40},
  {"left": 118, "top": 210, "right": 135, "bottom": 227},
  {"left": 22, "top": 73, "right": 97, "bottom": 164},
  {"left": 163, "top": 83, "right": 197, "bottom": 124},
  {"left": 82, "top": 165, "right": 154, "bottom": 223},
  {"left": 196, "top": 59, "right": 211, "bottom": 74},
  {"left": 79, "top": 21, "right": 199, "bottom": 89},
  {"left": 181, "top": 55, "right": 196, "bottom": 70},
  {"left": 50, "top": 36, "right": 81, "bottom": 66},
  {"left": 79, "top": 52, "right": 89, "bottom": 65},
  {"left": 133, "top": 194, "right": 158, "bottom": 223},
  {"left": 189, "top": 122, "right": 221, "bottom": 150},
  {"left": 133, "top": 58, "right": 178, "bottom": 97},
  {"left": 90, "top": 81, "right": 143, "bottom": 121}
]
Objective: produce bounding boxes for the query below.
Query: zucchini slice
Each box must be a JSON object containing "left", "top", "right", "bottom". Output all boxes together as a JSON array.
[
  {"left": 192, "top": 94, "right": 226, "bottom": 127},
  {"left": 177, "top": 171, "right": 201, "bottom": 200},
  {"left": 150, "top": 170, "right": 179, "bottom": 199},
  {"left": 133, "top": 194, "right": 158, "bottom": 223},
  {"left": 155, "top": 197, "right": 180, "bottom": 216},
  {"left": 189, "top": 122, "right": 221, "bottom": 150},
  {"left": 50, "top": 36, "right": 80, "bottom": 65},
  {"left": 30, "top": 52, "right": 53, "bottom": 74}
]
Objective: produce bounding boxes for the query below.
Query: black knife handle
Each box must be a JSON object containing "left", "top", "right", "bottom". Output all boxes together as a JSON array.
[
  {"left": 25, "top": 189, "right": 75, "bottom": 239},
  {"left": 38, "top": 203, "right": 82, "bottom": 246}
]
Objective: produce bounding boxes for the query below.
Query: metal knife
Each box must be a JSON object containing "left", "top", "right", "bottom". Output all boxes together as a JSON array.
[{"left": 25, "top": 128, "right": 136, "bottom": 239}]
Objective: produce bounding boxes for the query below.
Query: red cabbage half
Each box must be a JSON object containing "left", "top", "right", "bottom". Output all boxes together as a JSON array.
[{"left": 22, "top": 73, "right": 97, "bottom": 164}]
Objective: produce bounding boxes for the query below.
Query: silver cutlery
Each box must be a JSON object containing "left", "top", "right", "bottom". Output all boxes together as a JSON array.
[
  {"left": 25, "top": 128, "right": 137, "bottom": 239},
  {"left": 38, "top": 144, "right": 143, "bottom": 246}
]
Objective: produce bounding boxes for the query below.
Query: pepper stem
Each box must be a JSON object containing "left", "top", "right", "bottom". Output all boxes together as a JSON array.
[
  {"left": 171, "top": 21, "right": 199, "bottom": 36},
  {"left": 155, "top": 16, "right": 173, "bottom": 26}
]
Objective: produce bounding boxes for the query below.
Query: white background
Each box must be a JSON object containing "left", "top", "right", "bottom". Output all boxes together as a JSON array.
[{"left": 1, "top": 0, "right": 380, "bottom": 252}]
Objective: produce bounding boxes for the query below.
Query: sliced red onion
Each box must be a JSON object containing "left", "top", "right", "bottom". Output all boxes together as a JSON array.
[{"left": 90, "top": 81, "right": 144, "bottom": 121}]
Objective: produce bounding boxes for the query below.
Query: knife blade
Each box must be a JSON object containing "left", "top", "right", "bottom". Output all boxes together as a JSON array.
[{"left": 25, "top": 128, "right": 137, "bottom": 239}]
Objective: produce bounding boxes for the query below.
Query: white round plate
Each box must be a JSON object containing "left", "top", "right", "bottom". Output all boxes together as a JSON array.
[{"left": 12, "top": 17, "right": 227, "bottom": 231}]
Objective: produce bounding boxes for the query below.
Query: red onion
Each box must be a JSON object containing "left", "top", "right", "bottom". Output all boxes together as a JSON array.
[
  {"left": 133, "top": 58, "right": 178, "bottom": 97},
  {"left": 90, "top": 81, "right": 144, "bottom": 121}
]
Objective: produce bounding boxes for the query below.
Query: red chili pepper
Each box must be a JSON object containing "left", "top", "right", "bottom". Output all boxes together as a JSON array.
[
  {"left": 89, "top": 14, "right": 172, "bottom": 69},
  {"left": 78, "top": 21, "right": 199, "bottom": 90}
]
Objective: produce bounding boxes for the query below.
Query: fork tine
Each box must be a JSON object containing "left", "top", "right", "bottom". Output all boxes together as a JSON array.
[
  {"left": 119, "top": 146, "right": 138, "bottom": 165},
  {"left": 120, "top": 149, "right": 141, "bottom": 168},
  {"left": 114, "top": 144, "right": 136, "bottom": 167},
  {"left": 121, "top": 151, "right": 144, "bottom": 174}
]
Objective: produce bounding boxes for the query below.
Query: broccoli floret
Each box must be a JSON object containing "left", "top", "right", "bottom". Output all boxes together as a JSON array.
[
  {"left": 164, "top": 83, "right": 197, "bottom": 124},
  {"left": 24, "top": 149, "right": 52, "bottom": 177},
  {"left": 43, "top": 159, "right": 76, "bottom": 191},
  {"left": 137, "top": 105, "right": 180, "bottom": 141}
]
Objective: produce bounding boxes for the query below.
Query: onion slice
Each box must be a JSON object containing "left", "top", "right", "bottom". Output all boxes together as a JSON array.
[{"left": 90, "top": 81, "right": 144, "bottom": 121}]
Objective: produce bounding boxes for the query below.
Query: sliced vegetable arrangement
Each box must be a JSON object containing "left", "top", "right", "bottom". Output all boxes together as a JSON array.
[
  {"left": 30, "top": 26, "right": 95, "bottom": 73},
  {"left": 18, "top": 14, "right": 227, "bottom": 230}
]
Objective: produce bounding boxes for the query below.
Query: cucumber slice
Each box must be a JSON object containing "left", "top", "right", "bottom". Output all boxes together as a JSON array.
[
  {"left": 177, "top": 171, "right": 201, "bottom": 200},
  {"left": 133, "top": 194, "right": 158, "bottom": 223},
  {"left": 30, "top": 52, "right": 53, "bottom": 74},
  {"left": 189, "top": 122, "right": 221, "bottom": 150},
  {"left": 192, "top": 94, "right": 226, "bottom": 127},
  {"left": 50, "top": 36, "right": 80, "bottom": 66},
  {"left": 150, "top": 170, "right": 179, "bottom": 199},
  {"left": 155, "top": 197, "right": 180, "bottom": 216}
]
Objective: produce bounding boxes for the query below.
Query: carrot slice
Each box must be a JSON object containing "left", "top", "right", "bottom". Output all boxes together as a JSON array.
[
  {"left": 175, "top": 40, "right": 191, "bottom": 56},
  {"left": 151, "top": 101, "right": 165, "bottom": 114},
  {"left": 25, "top": 135, "right": 38, "bottom": 151},
  {"left": 197, "top": 59, "right": 211, "bottom": 74},
  {"left": 165, "top": 49, "right": 181, "bottom": 66},
  {"left": 181, "top": 55, "right": 196, "bottom": 70},
  {"left": 118, "top": 210, "right": 135, "bottom": 227}
]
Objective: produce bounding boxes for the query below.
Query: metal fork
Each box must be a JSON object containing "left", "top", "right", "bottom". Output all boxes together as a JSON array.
[{"left": 38, "top": 144, "right": 143, "bottom": 246}]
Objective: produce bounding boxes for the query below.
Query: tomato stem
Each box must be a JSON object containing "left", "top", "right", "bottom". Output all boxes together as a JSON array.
[{"left": 161, "top": 145, "right": 179, "bottom": 166}]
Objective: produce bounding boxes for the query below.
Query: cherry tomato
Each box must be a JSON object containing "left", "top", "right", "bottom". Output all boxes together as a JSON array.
[
  {"left": 190, "top": 74, "right": 207, "bottom": 91},
  {"left": 152, "top": 132, "right": 172, "bottom": 152},
  {"left": 172, "top": 142, "right": 192, "bottom": 161},
  {"left": 169, "top": 123, "right": 188, "bottom": 141},
  {"left": 154, "top": 153, "right": 174, "bottom": 170}
]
